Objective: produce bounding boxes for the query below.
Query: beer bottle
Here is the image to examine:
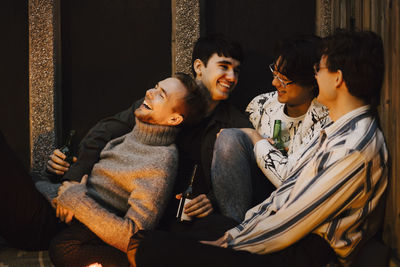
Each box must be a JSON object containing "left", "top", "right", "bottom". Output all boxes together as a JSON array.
[
  {"left": 272, "top": 120, "right": 286, "bottom": 155},
  {"left": 176, "top": 164, "right": 197, "bottom": 222},
  {"left": 60, "top": 130, "right": 76, "bottom": 164}
]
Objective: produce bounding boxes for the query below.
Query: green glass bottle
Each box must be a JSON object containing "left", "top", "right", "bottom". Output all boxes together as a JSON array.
[{"left": 272, "top": 120, "right": 286, "bottom": 155}]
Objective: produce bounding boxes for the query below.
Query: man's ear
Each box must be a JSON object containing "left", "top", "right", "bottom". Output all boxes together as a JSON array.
[
  {"left": 167, "top": 113, "right": 184, "bottom": 126},
  {"left": 193, "top": 59, "right": 204, "bottom": 77},
  {"left": 335, "top": 70, "right": 344, "bottom": 88}
]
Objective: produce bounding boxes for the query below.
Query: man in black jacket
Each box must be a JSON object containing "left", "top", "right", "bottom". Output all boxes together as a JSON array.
[{"left": 47, "top": 34, "right": 251, "bottom": 226}]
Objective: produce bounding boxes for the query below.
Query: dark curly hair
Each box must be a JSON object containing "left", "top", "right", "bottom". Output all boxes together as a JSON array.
[
  {"left": 191, "top": 34, "right": 244, "bottom": 77},
  {"left": 320, "top": 29, "right": 384, "bottom": 107},
  {"left": 274, "top": 35, "right": 322, "bottom": 97}
]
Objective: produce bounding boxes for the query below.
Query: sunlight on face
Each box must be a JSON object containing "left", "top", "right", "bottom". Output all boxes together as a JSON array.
[
  {"left": 198, "top": 53, "right": 240, "bottom": 101},
  {"left": 134, "top": 77, "right": 187, "bottom": 125}
]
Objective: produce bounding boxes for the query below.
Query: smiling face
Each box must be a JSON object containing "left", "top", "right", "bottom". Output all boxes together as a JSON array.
[
  {"left": 271, "top": 57, "right": 314, "bottom": 110},
  {"left": 134, "top": 77, "right": 187, "bottom": 126},
  {"left": 194, "top": 53, "right": 240, "bottom": 101}
]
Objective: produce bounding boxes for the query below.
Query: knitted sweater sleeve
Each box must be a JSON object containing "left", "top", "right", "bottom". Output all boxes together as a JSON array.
[{"left": 57, "top": 149, "right": 177, "bottom": 252}]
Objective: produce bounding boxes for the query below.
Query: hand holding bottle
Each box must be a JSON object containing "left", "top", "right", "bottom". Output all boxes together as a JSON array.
[
  {"left": 46, "top": 149, "right": 77, "bottom": 176},
  {"left": 176, "top": 165, "right": 213, "bottom": 221},
  {"left": 46, "top": 130, "right": 77, "bottom": 176},
  {"left": 266, "top": 138, "right": 289, "bottom": 153},
  {"left": 176, "top": 193, "right": 213, "bottom": 219}
]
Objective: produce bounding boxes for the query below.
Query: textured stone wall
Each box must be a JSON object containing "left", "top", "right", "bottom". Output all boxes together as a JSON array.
[
  {"left": 172, "top": 0, "right": 200, "bottom": 75},
  {"left": 316, "top": 0, "right": 333, "bottom": 37},
  {"left": 28, "top": 0, "right": 199, "bottom": 172},
  {"left": 29, "top": 0, "right": 60, "bottom": 174}
]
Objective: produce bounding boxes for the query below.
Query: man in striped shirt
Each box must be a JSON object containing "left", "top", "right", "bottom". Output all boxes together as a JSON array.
[{"left": 134, "top": 29, "right": 388, "bottom": 267}]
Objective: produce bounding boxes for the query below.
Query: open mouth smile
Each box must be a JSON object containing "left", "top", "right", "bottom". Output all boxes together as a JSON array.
[
  {"left": 142, "top": 100, "right": 152, "bottom": 110},
  {"left": 218, "top": 81, "right": 233, "bottom": 92}
]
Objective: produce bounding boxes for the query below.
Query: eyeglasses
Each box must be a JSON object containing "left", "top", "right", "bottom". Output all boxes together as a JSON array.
[
  {"left": 269, "top": 63, "right": 294, "bottom": 88},
  {"left": 313, "top": 63, "right": 328, "bottom": 75}
]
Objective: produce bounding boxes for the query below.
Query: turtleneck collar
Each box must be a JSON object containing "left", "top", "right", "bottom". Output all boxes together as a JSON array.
[{"left": 130, "top": 117, "right": 180, "bottom": 146}]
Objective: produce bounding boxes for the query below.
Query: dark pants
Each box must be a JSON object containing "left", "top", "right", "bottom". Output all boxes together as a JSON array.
[
  {"left": 0, "top": 130, "right": 64, "bottom": 250},
  {"left": 165, "top": 213, "right": 239, "bottom": 240},
  {"left": 135, "top": 215, "right": 336, "bottom": 267},
  {"left": 49, "top": 222, "right": 130, "bottom": 267}
]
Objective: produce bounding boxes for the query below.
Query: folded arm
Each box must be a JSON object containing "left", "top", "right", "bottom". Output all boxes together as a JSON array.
[{"left": 56, "top": 166, "right": 174, "bottom": 252}]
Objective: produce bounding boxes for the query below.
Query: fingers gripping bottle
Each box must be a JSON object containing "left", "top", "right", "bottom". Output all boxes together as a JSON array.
[
  {"left": 176, "top": 164, "right": 197, "bottom": 222},
  {"left": 60, "top": 130, "right": 76, "bottom": 164}
]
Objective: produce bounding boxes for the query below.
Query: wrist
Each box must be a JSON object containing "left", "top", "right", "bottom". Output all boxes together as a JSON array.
[{"left": 220, "top": 232, "right": 231, "bottom": 248}]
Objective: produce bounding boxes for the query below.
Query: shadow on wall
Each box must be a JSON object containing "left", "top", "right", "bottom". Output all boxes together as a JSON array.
[{"left": 31, "top": 130, "right": 56, "bottom": 176}]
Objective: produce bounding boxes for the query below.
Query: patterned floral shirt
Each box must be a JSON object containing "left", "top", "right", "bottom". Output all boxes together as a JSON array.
[{"left": 246, "top": 91, "right": 331, "bottom": 187}]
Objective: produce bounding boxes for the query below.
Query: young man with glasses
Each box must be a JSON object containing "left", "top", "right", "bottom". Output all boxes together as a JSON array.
[
  {"left": 134, "top": 28, "right": 388, "bottom": 267},
  {"left": 211, "top": 35, "right": 331, "bottom": 222}
]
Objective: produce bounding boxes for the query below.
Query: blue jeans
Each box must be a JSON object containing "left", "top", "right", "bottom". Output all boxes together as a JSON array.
[{"left": 211, "top": 128, "right": 274, "bottom": 222}]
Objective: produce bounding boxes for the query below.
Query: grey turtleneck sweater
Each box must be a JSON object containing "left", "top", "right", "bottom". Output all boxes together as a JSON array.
[{"left": 56, "top": 118, "right": 179, "bottom": 252}]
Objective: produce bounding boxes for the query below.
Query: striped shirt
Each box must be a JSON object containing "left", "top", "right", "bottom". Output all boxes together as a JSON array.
[{"left": 225, "top": 105, "right": 388, "bottom": 264}]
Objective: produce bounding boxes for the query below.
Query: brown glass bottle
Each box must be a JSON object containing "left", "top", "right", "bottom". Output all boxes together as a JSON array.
[
  {"left": 176, "top": 165, "right": 197, "bottom": 222},
  {"left": 60, "top": 130, "right": 76, "bottom": 164}
]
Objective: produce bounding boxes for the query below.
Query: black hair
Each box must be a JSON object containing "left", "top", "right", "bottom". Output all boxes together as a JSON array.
[
  {"left": 274, "top": 35, "right": 322, "bottom": 96},
  {"left": 320, "top": 29, "right": 384, "bottom": 107},
  {"left": 191, "top": 34, "right": 244, "bottom": 76},
  {"left": 173, "top": 72, "right": 207, "bottom": 125}
]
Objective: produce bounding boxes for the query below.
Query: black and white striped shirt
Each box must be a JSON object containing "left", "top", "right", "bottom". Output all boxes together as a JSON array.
[{"left": 226, "top": 105, "right": 388, "bottom": 264}]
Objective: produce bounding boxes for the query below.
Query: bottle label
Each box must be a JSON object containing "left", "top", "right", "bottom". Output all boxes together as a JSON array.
[{"left": 176, "top": 198, "right": 193, "bottom": 222}]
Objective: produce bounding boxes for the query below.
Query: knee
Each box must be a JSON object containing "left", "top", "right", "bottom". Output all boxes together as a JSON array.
[
  {"left": 49, "top": 235, "right": 65, "bottom": 267},
  {"left": 215, "top": 128, "right": 250, "bottom": 154},
  {"left": 48, "top": 233, "right": 75, "bottom": 267}
]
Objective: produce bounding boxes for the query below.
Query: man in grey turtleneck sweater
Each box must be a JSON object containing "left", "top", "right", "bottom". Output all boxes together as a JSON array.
[{"left": 48, "top": 73, "right": 206, "bottom": 267}]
